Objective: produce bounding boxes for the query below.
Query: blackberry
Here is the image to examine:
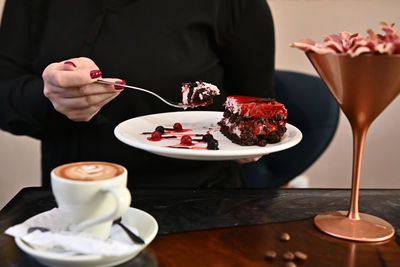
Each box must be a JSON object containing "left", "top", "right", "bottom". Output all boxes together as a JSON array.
[
  {"left": 202, "top": 133, "right": 214, "bottom": 142},
  {"left": 155, "top": 126, "right": 165, "bottom": 134},
  {"left": 207, "top": 139, "right": 219, "bottom": 150}
]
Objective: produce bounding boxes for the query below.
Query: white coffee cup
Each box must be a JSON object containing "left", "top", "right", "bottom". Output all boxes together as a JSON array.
[{"left": 51, "top": 161, "right": 131, "bottom": 239}]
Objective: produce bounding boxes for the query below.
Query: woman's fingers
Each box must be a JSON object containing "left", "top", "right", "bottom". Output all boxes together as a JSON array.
[
  {"left": 46, "top": 81, "right": 121, "bottom": 98},
  {"left": 60, "top": 57, "right": 98, "bottom": 70},
  {"left": 52, "top": 91, "right": 120, "bottom": 110},
  {"left": 43, "top": 57, "right": 102, "bottom": 88},
  {"left": 44, "top": 66, "right": 101, "bottom": 88},
  {"left": 44, "top": 80, "right": 124, "bottom": 121},
  {"left": 236, "top": 156, "right": 263, "bottom": 164},
  {"left": 53, "top": 91, "right": 121, "bottom": 122},
  {"left": 43, "top": 57, "right": 126, "bottom": 122}
]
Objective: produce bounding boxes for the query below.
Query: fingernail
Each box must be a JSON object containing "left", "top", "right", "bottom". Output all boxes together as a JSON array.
[
  {"left": 64, "top": 61, "right": 76, "bottom": 67},
  {"left": 114, "top": 80, "right": 126, "bottom": 90},
  {"left": 90, "top": 70, "right": 102, "bottom": 79}
]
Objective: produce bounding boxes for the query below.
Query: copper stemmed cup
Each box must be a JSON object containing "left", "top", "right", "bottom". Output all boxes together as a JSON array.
[{"left": 307, "top": 52, "right": 400, "bottom": 242}]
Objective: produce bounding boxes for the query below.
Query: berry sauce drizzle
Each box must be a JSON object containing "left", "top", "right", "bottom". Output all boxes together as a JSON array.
[
  {"left": 141, "top": 125, "right": 219, "bottom": 150},
  {"left": 146, "top": 135, "right": 177, "bottom": 141}
]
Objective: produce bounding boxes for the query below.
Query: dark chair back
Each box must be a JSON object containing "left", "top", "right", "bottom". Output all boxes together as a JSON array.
[{"left": 242, "top": 70, "right": 339, "bottom": 187}]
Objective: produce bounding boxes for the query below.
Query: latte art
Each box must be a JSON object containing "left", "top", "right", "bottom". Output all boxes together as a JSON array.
[
  {"left": 54, "top": 162, "right": 124, "bottom": 181},
  {"left": 72, "top": 165, "right": 114, "bottom": 179},
  {"left": 79, "top": 165, "right": 108, "bottom": 175}
]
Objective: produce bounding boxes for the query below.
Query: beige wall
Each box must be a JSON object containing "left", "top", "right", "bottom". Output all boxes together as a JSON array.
[
  {"left": 0, "top": 0, "right": 41, "bottom": 208},
  {"left": 0, "top": 0, "right": 3, "bottom": 19},
  {"left": 268, "top": 0, "right": 400, "bottom": 188},
  {"left": 0, "top": 0, "right": 399, "bottom": 208}
]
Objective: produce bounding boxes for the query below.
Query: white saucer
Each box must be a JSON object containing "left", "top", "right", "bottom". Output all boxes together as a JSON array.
[{"left": 15, "top": 207, "right": 158, "bottom": 267}]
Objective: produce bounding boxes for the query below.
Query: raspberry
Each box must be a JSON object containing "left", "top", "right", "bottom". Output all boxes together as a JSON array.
[
  {"left": 151, "top": 131, "right": 162, "bottom": 140},
  {"left": 180, "top": 135, "right": 193, "bottom": 145},
  {"left": 173, "top": 122, "right": 183, "bottom": 131},
  {"left": 155, "top": 125, "right": 165, "bottom": 134}
]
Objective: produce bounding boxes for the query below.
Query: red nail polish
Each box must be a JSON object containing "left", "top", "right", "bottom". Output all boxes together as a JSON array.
[
  {"left": 114, "top": 80, "right": 126, "bottom": 90},
  {"left": 90, "top": 70, "right": 102, "bottom": 79},
  {"left": 64, "top": 61, "right": 76, "bottom": 67}
]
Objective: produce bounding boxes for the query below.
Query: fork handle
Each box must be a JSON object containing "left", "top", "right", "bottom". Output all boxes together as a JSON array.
[{"left": 96, "top": 79, "right": 186, "bottom": 108}]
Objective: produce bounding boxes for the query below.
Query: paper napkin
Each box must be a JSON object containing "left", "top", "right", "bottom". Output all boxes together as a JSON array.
[{"left": 5, "top": 208, "right": 142, "bottom": 256}]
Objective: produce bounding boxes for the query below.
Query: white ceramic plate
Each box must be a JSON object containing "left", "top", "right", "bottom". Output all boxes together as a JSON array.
[
  {"left": 114, "top": 111, "right": 302, "bottom": 160},
  {"left": 15, "top": 208, "right": 158, "bottom": 267}
]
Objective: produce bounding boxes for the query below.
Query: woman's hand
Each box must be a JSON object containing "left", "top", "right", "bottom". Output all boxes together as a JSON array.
[
  {"left": 235, "top": 156, "right": 263, "bottom": 164},
  {"left": 42, "top": 57, "right": 125, "bottom": 122}
]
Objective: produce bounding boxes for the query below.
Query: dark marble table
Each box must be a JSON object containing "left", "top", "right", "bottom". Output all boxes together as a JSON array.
[{"left": 1, "top": 187, "right": 399, "bottom": 266}]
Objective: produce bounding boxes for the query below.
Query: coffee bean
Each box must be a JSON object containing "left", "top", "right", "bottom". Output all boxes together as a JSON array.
[
  {"left": 264, "top": 250, "right": 277, "bottom": 259},
  {"left": 280, "top": 232, "right": 291, "bottom": 241},
  {"left": 285, "top": 262, "right": 297, "bottom": 267},
  {"left": 283, "top": 251, "right": 295, "bottom": 261},
  {"left": 294, "top": 251, "right": 308, "bottom": 261}
]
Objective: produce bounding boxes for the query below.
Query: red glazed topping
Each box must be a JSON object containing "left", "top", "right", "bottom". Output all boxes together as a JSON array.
[{"left": 225, "top": 96, "right": 288, "bottom": 119}]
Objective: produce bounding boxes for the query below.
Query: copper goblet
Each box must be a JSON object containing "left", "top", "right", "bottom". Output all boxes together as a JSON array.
[{"left": 307, "top": 52, "right": 400, "bottom": 242}]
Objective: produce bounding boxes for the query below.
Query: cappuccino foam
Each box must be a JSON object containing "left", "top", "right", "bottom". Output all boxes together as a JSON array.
[{"left": 54, "top": 162, "right": 124, "bottom": 181}]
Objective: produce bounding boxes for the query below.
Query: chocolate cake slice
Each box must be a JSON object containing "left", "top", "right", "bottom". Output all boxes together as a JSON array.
[
  {"left": 218, "top": 96, "right": 288, "bottom": 146},
  {"left": 181, "top": 81, "right": 220, "bottom": 107}
]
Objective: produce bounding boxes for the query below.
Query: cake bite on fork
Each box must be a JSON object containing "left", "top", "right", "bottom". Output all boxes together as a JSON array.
[{"left": 181, "top": 81, "right": 220, "bottom": 108}]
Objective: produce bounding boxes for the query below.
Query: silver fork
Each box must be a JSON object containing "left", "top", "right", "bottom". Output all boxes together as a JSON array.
[{"left": 96, "top": 79, "right": 188, "bottom": 109}]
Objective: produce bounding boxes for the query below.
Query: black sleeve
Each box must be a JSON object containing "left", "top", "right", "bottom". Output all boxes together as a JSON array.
[
  {"left": 218, "top": 0, "right": 275, "bottom": 98},
  {"left": 0, "top": 0, "right": 73, "bottom": 139}
]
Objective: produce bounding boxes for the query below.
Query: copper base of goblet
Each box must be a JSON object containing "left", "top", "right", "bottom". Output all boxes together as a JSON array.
[{"left": 314, "top": 211, "right": 395, "bottom": 242}]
